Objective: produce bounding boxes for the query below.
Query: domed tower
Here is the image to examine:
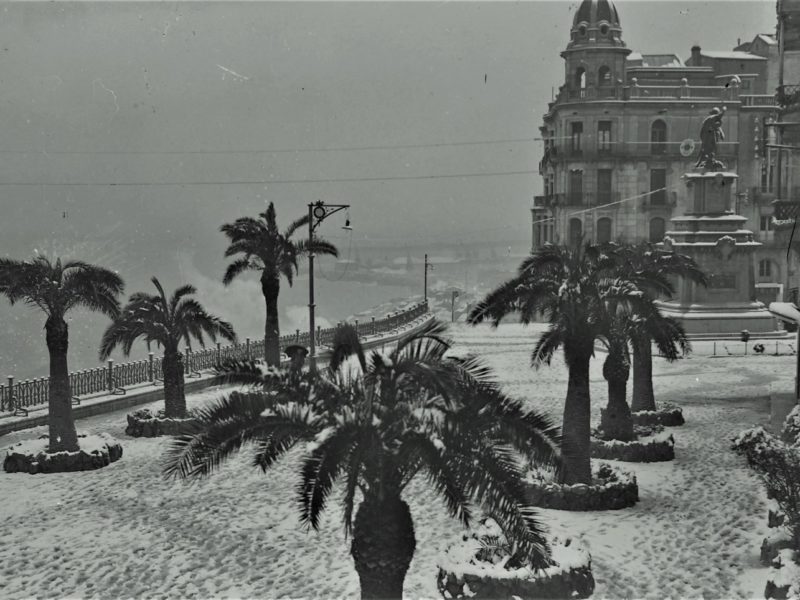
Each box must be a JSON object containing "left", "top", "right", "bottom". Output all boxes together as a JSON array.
[{"left": 562, "top": 0, "right": 630, "bottom": 94}]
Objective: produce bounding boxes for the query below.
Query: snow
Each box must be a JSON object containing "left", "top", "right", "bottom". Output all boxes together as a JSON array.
[
  {"left": 768, "top": 549, "right": 800, "bottom": 592},
  {"left": 6, "top": 433, "right": 118, "bottom": 457},
  {"left": 0, "top": 324, "right": 787, "bottom": 599},
  {"left": 595, "top": 431, "right": 674, "bottom": 447}
]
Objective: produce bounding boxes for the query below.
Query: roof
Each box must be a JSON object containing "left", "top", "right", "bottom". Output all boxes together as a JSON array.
[
  {"left": 756, "top": 33, "right": 778, "bottom": 46},
  {"left": 573, "top": 0, "right": 621, "bottom": 27},
  {"left": 700, "top": 51, "right": 767, "bottom": 61}
]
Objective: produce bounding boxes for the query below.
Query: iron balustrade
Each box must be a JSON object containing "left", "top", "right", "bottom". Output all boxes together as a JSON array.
[{"left": 0, "top": 300, "right": 430, "bottom": 413}]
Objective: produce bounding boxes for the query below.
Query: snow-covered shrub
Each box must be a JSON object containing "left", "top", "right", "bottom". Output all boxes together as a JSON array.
[
  {"left": 783, "top": 405, "right": 800, "bottom": 446},
  {"left": 437, "top": 518, "right": 595, "bottom": 599},
  {"left": 734, "top": 427, "right": 800, "bottom": 551},
  {"left": 125, "top": 407, "right": 201, "bottom": 437},
  {"left": 765, "top": 548, "right": 800, "bottom": 599}
]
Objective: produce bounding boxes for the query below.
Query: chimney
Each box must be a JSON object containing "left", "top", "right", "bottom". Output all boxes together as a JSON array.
[{"left": 691, "top": 45, "right": 702, "bottom": 64}]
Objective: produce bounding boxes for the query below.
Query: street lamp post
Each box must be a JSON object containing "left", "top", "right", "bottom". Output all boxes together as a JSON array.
[
  {"left": 423, "top": 253, "right": 435, "bottom": 301},
  {"left": 308, "top": 200, "right": 350, "bottom": 370}
]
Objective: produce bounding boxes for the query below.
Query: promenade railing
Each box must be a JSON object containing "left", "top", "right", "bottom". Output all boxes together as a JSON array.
[{"left": 0, "top": 300, "right": 429, "bottom": 414}]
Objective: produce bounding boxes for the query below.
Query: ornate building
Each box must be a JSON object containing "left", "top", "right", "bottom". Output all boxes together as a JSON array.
[{"left": 533, "top": 0, "right": 787, "bottom": 304}]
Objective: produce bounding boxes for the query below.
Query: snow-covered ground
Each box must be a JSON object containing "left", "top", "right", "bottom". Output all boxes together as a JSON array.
[{"left": 0, "top": 323, "right": 789, "bottom": 599}]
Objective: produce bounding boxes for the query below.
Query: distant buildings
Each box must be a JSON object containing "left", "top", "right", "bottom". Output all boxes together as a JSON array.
[{"left": 533, "top": 0, "right": 790, "bottom": 306}]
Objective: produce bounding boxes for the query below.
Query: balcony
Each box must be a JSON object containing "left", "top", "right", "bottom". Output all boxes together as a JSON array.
[
  {"left": 553, "top": 81, "right": 740, "bottom": 107},
  {"left": 741, "top": 94, "right": 777, "bottom": 108},
  {"left": 547, "top": 192, "right": 621, "bottom": 208},
  {"left": 543, "top": 140, "right": 739, "bottom": 162},
  {"left": 772, "top": 199, "right": 800, "bottom": 226},
  {"left": 778, "top": 84, "right": 800, "bottom": 108}
]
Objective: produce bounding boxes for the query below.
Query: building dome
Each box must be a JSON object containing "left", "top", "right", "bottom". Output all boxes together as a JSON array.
[
  {"left": 572, "top": 0, "right": 620, "bottom": 29},
  {"left": 566, "top": 0, "right": 625, "bottom": 50}
]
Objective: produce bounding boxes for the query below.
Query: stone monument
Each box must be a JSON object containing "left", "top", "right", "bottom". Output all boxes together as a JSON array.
[{"left": 656, "top": 108, "right": 779, "bottom": 337}]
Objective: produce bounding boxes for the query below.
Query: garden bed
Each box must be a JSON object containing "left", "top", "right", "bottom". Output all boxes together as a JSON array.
[
  {"left": 524, "top": 463, "right": 638, "bottom": 511},
  {"left": 3, "top": 433, "right": 123, "bottom": 474},
  {"left": 437, "top": 518, "right": 594, "bottom": 599},
  {"left": 632, "top": 404, "right": 685, "bottom": 427},
  {"left": 125, "top": 408, "right": 200, "bottom": 437},
  {"left": 590, "top": 430, "right": 675, "bottom": 463}
]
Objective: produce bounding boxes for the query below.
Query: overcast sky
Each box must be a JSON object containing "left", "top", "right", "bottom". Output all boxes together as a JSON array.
[{"left": 0, "top": 0, "right": 777, "bottom": 254}]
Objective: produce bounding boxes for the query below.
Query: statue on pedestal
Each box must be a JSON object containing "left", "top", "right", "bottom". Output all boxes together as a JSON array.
[{"left": 695, "top": 106, "right": 727, "bottom": 171}]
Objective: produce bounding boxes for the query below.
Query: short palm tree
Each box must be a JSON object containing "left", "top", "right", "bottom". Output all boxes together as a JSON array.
[
  {"left": 468, "top": 243, "right": 647, "bottom": 484},
  {"left": 99, "top": 277, "right": 236, "bottom": 418},
  {"left": 609, "top": 242, "right": 705, "bottom": 413},
  {"left": 598, "top": 298, "right": 688, "bottom": 441},
  {"left": 0, "top": 255, "right": 124, "bottom": 452},
  {"left": 221, "top": 202, "right": 338, "bottom": 366},
  {"left": 164, "top": 321, "right": 562, "bottom": 599}
]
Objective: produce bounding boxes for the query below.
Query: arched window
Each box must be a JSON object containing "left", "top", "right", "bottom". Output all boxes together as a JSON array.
[
  {"left": 575, "top": 67, "right": 586, "bottom": 91},
  {"left": 649, "top": 217, "right": 666, "bottom": 243},
  {"left": 759, "top": 259, "right": 775, "bottom": 278},
  {"left": 651, "top": 120, "right": 667, "bottom": 154},
  {"left": 596, "top": 217, "right": 612, "bottom": 244},
  {"left": 569, "top": 218, "right": 583, "bottom": 248},
  {"left": 598, "top": 66, "right": 611, "bottom": 85}
]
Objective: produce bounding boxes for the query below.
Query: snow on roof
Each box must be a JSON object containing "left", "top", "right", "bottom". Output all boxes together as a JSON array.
[
  {"left": 640, "top": 54, "right": 684, "bottom": 67},
  {"left": 701, "top": 50, "right": 767, "bottom": 60},
  {"left": 756, "top": 33, "right": 778, "bottom": 45}
]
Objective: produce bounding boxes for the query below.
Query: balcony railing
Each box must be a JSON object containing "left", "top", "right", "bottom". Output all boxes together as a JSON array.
[
  {"left": 778, "top": 85, "right": 800, "bottom": 108},
  {"left": 0, "top": 301, "right": 430, "bottom": 414},
  {"left": 546, "top": 192, "right": 622, "bottom": 208},
  {"left": 741, "top": 94, "right": 778, "bottom": 107},
  {"left": 555, "top": 82, "right": 741, "bottom": 106},
  {"left": 544, "top": 140, "right": 738, "bottom": 161}
]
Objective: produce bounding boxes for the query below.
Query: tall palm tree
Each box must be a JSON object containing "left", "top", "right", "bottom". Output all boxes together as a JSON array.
[
  {"left": 0, "top": 256, "right": 124, "bottom": 452},
  {"left": 609, "top": 243, "right": 705, "bottom": 413},
  {"left": 220, "top": 202, "right": 338, "bottom": 366},
  {"left": 468, "top": 243, "right": 647, "bottom": 484},
  {"left": 99, "top": 277, "right": 236, "bottom": 418},
  {"left": 164, "top": 321, "right": 562, "bottom": 599}
]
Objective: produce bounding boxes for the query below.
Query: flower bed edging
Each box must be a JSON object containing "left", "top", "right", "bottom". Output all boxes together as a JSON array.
[
  {"left": 524, "top": 463, "right": 638, "bottom": 511},
  {"left": 125, "top": 408, "right": 200, "bottom": 437},
  {"left": 590, "top": 431, "right": 675, "bottom": 463},
  {"left": 3, "top": 433, "right": 123, "bottom": 474},
  {"left": 436, "top": 520, "right": 595, "bottom": 599},
  {"left": 632, "top": 406, "right": 684, "bottom": 427}
]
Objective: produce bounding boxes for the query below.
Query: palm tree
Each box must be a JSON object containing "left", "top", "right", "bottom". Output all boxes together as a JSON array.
[
  {"left": 164, "top": 321, "right": 562, "bottom": 599},
  {"left": 0, "top": 256, "right": 124, "bottom": 452},
  {"left": 220, "top": 202, "right": 338, "bottom": 367},
  {"left": 468, "top": 243, "right": 647, "bottom": 484},
  {"left": 609, "top": 243, "right": 705, "bottom": 413},
  {"left": 99, "top": 277, "right": 236, "bottom": 418},
  {"left": 598, "top": 298, "right": 688, "bottom": 441}
]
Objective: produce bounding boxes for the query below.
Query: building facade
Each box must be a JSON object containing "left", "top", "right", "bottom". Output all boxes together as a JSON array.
[{"left": 533, "top": 0, "right": 788, "bottom": 304}]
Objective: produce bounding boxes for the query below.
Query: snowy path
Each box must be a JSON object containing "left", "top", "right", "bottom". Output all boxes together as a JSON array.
[{"left": 0, "top": 323, "right": 788, "bottom": 599}]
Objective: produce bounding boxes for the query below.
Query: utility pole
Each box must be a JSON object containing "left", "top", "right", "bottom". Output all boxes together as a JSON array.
[
  {"left": 451, "top": 289, "right": 459, "bottom": 323},
  {"left": 423, "top": 253, "right": 434, "bottom": 301}
]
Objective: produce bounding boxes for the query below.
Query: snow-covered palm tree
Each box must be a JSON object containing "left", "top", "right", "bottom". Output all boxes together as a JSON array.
[
  {"left": 220, "top": 203, "right": 338, "bottom": 366},
  {"left": 0, "top": 256, "right": 124, "bottom": 452},
  {"left": 99, "top": 277, "right": 236, "bottom": 418},
  {"left": 164, "top": 320, "right": 561, "bottom": 599}
]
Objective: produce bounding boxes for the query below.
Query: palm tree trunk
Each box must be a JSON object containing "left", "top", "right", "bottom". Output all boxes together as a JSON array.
[
  {"left": 45, "top": 316, "right": 79, "bottom": 453},
  {"left": 262, "top": 275, "right": 281, "bottom": 367},
  {"left": 351, "top": 494, "right": 416, "bottom": 600},
  {"left": 631, "top": 336, "right": 656, "bottom": 413},
  {"left": 601, "top": 348, "right": 635, "bottom": 441},
  {"left": 163, "top": 348, "right": 187, "bottom": 418},
  {"left": 561, "top": 352, "right": 593, "bottom": 485}
]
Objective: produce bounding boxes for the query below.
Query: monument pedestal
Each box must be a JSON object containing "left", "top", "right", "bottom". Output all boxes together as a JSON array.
[{"left": 656, "top": 171, "right": 779, "bottom": 338}]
